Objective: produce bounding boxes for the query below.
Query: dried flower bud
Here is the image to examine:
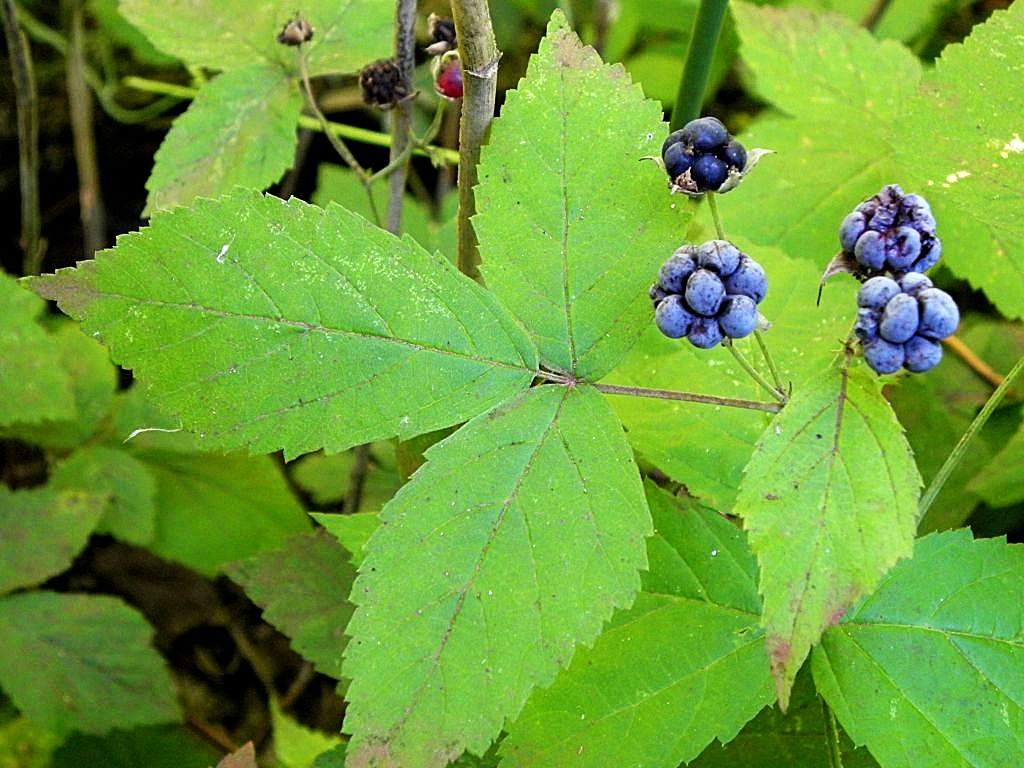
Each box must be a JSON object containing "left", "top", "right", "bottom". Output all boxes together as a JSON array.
[
  {"left": 359, "top": 59, "right": 411, "bottom": 109},
  {"left": 277, "top": 16, "right": 313, "bottom": 46},
  {"left": 425, "top": 13, "right": 457, "bottom": 55}
]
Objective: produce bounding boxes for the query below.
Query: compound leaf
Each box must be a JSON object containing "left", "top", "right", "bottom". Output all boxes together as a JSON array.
[
  {"left": 120, "top": 0, "right": 391, "bottom": 76},
  {"left": 475, "top": 11, "right": 689, "bottom": 379},
  {"left": 606, "top": 245, "right": 854, "bottom": 509},
  {"left": 499, "top": 484, "right": 772, "bottom": 768},
  {"left": 343, "top": 385, "right": 650, "bottom": 768},
  {"left": 0, "top": 591, "right": 179, "bottom": 735},
  {"left": 31, "top": 191, "right": 537, "bottom": 459},
  {"left": 0, "top": 486, "right": 106, "bottom": 596},
  {"left": 226, "top": 530, "right": 355, "bottom": 680},
  {"left": 145, "top": 66, "right": 302, "bottom": 216},
  {"left": 51, "top": 445, "right": 158, "bottom": 546},
  {"left": 734, "top": 359, "right": 919, "bottom": 707},
  {"left": 813, "top": 530, "right": 1024, "bottom": 768}
]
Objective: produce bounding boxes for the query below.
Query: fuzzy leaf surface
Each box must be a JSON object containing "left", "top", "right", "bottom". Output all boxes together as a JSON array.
[
  {"left": 813, "top": 531, "right": 1024, "bottom": 768},
  {"left": 226, "top": 530, "right": 355, "bottom": 680},
  {"left": 0, "top": 592, "right": 179, "bottom": 735},
  {"left": 51, "top": 445, "right": 158, "bottom": 546},
  {"left": 500, "top": 484, "right": 772, "bottom": 768},
  {"left": 475, "top": 12, "right": 689, "bottom": 379},
  {"left": 343, "top": 385, "right": 650, "bottom": 767},
  {"left": 0, "top": 487, "right": 105, "bottom": 595},
  {"left": 31, "top": 191, "right": 537, "bottom": 459},
  {"left": 735, "top": 360, "right": 919, "bottom": 706},
  {"left": 144, "top": 66, "right": 301, "bottom": 215},
  {"left": 119, "top": 0, "right": 391, "bottom": 76},
  {"left": 605, "top": 245, "right": 854, "bottom": 509}
]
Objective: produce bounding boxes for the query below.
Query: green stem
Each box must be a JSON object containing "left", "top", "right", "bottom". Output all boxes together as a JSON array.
[
  {"left": 728, "top": 343, "right": 787, "bottom": 404},
  {"left": 593, "top": 382, "right": 781, "bottom": 413},
  {"left": 707, "top": 191, "right": 725, "bottom": 238},
  {"left": 670, "top": 0, "right": 729, "bottom": 130},
  {"left": 822, "top": 698, "right": 844, "bottom": 768},
  {"left": 756, "top": 329, "right": 786, "bottom": 395},
  {"left": 918, "top": 352, "right": 1024, "bottom": 524},
  {"left": 121, "top": 76, "right": 460, "bottom": 164}
]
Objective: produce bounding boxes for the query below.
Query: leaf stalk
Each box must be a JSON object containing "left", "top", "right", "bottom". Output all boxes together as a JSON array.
[{"left": 670, "top": 0, "right": 730, "bottom": 130}]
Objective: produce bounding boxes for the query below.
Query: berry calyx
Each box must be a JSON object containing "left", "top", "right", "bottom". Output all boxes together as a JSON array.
[
  {"left": 651, "top": 240, "right": 768, "bottom": 349},
  {"left": 662, "top": 116, "right": 747, "bottom": 195},
  {"left": 360, "top": 59, "right": 411, "bottom": 109}
]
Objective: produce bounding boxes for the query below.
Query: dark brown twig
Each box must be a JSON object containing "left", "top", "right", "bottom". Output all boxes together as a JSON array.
[
  {"left": 387, "top": 0, "right": 417, "bottom": 234},
  {"left": 2, "top": 0, "right": 43, "bottom": 273},
  {"left": 944, "top": 334, "right": 1005, "bottom": 388}
]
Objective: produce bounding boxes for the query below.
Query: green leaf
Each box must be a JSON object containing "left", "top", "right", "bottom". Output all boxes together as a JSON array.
[
  {"left": 605, "top": 244, "right": 855, "bottom": 509},
  {"left": 272, "top": 703, "right": 343, "bottom": 768},
  {"left": 144, "top": 66, "right": 302, "bottom": 216},
  {"left": 0, "top": 592, "right": 179, "bottom": 735},
  {"left": 0, "top": 715, "right": 62, "bottom": 768},
  {"left": 734, "top": 359, "right": 919, "bottom": 707},
  {"left": 138, "top": 448, "right": 310, "bottom": 575},
  {"left": 343, "top": 385, "right": 650, "bottom": 767},
  {"left": 969, "top": 422, "right": 1024, "bottom": 508},
  {"left": 500, "top": 484, "right": 772, "bottom": 768},
  {"left": 119, "top": 0, "right": 392, "bottom": 76},
  {"left": 32, "top": 191, "right": 537, "bottom": 459},
  {"left": 0, "top": 275, "right": 76, "bottom": 427},
  {"left": 51, "top": 725, "right": 220, "bottom": 768},
  {"left": 892, "top": 2, "right": 1024, "bottom": 320},
  {"left": 226, "top": 530, "right": 355, "bottom": 680},
  {"left": 689, "top": 670, "right": 878, "bottom": 767},
  {"left": 312, "top": 511, "right": 380, "bottom": 566},
  {"left": 475, "top": 12, "right": 689, "bottom": 379},
  {"left": 789, "top": 0, "right": 973, "bottom": 44},
  {"left": 311, "top": 744, "right": 348, "bottom": 768},
  {"left": 0, "top": 486, "right": 106, "bottom": 596},
  {"left": 87, "top": 0, "right": 179, "bottom": 66},
  {"left": 292, "top": 443, "right": 402, "bottom": 509},
  {"left": 813, "top": 530, "right": 1024, "bottom": 768},
  {"left": 2, "top": 322, "right": 118, "bottom": 449},
  {"left": 51, "top": 445, "right": 158, "bottom": 546},
  {"left": 313, "top": 166, "right": 456, "bottom": 262},
  {"left": 723, "top": 3, "right": 1024, "bottom": 320}
]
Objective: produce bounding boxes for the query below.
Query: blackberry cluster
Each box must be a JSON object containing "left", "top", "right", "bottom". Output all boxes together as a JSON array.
[
  {"left": 855, "top": 274, "right": 959, "bottom": 374},
  {"left": 359, "top": 59, "right": 411, "bottom": 109},
  {"left": 662, "top": 117, "right": 747, "bottom": 194},
  {"left": 840, "top": 184, "right": 941, "bottom": 275},
  {"left": 651, "top": 240, "right": 767, "bottom": 349}
]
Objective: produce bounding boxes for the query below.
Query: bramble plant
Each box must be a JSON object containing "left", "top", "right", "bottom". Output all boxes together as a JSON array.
[{"left": 2, "top": 1, "right": 1024, "bottom": 767}]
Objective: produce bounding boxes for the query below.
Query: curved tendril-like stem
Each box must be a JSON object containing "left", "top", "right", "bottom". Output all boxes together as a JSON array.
[
  {"left": 918, "top": 352, "right": 1024, "bottom": 524},
  {"left": 727, "top": 343, "right": 788, "bottom": 404}
]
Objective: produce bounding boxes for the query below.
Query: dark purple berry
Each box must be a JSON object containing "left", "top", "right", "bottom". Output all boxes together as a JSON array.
[
  {"left": 697, "top": 240, "right": 741, "bottom": 277},
  {"left": 854, "top": 230, "right": 887, "bottom": 270},
  {"left": 688, "top": 316, "right": 723, "bottom": 349},
  {"left": 690, "top": 155, "right": 728, "bottom": 191},
  {"left": 655, "top": 295, "right": 694, "bottom": 339},
  {"left": 685, "top": 269, "right": 726, "bottom": 316},
  {"left": 857, "top": 276, "right": 900, "bottom": 310},
  {"left": 840, "top": 212, "right": 867, "bottom": 252},
  {"left": 720, "top": 140, "right": 747, "bottom": 170},
  {"left": 658, "top": 247, "right": 698, "bottom": 293},
  {"left": 718, "top": 295, "right": 758, "bottom": 339},
  {"left": 650, "top": 284, "right": 669, "bottom": 306},
  {"left": 864, "top": 339, "right": 905, "bottom": 374},
  {"left": 663, "top": 142, "right": 693, "bottom": 180},
  {"left": 888, "top": 226, "right": 921, "bottom": 271},
  {"left": 854, "top": 308, "right": 879, "bottom": 342},
  {"left": 662, "top": 129, "right": 685, "bottom": 157},
  {"left": 898, "top": 272, "right": 932, "bottom": 296},
  {"left": 879, "top": 293, "right": 920, "bottom": 344},
  {"left": 724, "top": 257, "right": 767, "bottom": 303},
  {"left": 912, "top": 237, "right": 941, "bottom": 273},
  {"left": 435, "top": 55, "right": 463, "bottom": 100},
  {"left": 681, "top": 117, "right": 729, "bottom": 152},
  {"left": 917, "top": 288, "right": 959, "bottom": 340},
  {"left": 903, "top": 335, "right": 943, "bottom": 373}
]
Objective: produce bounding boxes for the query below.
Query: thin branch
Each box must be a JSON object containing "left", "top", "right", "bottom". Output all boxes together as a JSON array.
[
  {"left": 670, "top": 0, "right": 729, "bottom": 130},
  {"left": 451, "top": 0, "right": 500, "bottom": 280},
  {"left": 121, "top": 76, "right": 460, "bottom": 163},
  {"left": 65, "top": 0, "right": 106, "bottom": 257},
  {"left": 918, "top": 352, "right": 1024, "bottom": 525},
  {"left": 861, "top": 0, "right": 893, "bottom": 32},
  {"left": 593, "top": 382, "right": 782, "bottom": 413},
  {"left": 344, "top": 444, "right": 373, "bottom": 514},
  {"left": 727, "top": 343, "right": 788, "bottom": 404},
  {"left": 3, "top": 0, "right": 43, "bottom": 274},
  {"left": 943, "top": 334, "right": 1005, "bottom": 388},
  {"left": 296, "top": 49, "right": 382, "bottom": 226},
  {"left": 387, "top": 0, "right": 417, "bottom": 234},
  {"left": 755, "top": 329, "right": 786, "bottom": 395},
  {"left": 707, "top": 191, "right": 726, "bottom": 239}
]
